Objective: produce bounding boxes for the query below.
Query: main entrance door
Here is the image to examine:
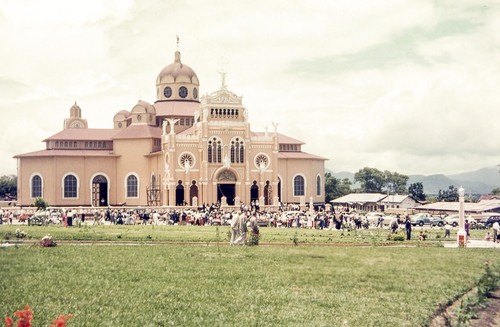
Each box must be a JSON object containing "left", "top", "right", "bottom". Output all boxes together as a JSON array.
[
  {"left": 92, "top": 175, "right": 108, "bottom": 207},
  {"left": 217, "top": 184, "right": 235, "bottom": 205},
  {"left": 216, "top": 170, "right": 237, "bottom": 206}
]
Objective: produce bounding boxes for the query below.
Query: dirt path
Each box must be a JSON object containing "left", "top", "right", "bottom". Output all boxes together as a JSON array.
[
  {"left": 429, "top": 290, "right": 500, "bottom": 327},
  {"left": 469, "top": 292, "right": 500, "bottom": 327}
]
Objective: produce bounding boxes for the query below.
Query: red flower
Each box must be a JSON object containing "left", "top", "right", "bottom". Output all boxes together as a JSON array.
[
  {"left": 13, "top": 305, "right": 32, "bottom": 327},
  {"left": 49, "top": 315, "right": 72, "bottom": 327},
  {"left": 5, "top": 316, "right": 13, "bottom": 327}
]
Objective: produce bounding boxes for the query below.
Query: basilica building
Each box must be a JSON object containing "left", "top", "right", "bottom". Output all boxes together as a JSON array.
[{"left": 15, "top": 50, "right": 327, "bottom": 208}]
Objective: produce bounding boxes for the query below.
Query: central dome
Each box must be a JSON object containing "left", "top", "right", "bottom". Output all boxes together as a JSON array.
[{"left": 156, "top": 51, "right": 200, "bottom": 102}]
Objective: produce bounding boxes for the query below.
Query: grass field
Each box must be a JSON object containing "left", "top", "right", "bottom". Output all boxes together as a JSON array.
[
  {"left": 1, "top": 225, "right": 499, "bottom": 326},
  {"left": 0, "top": 223, "right": 490, "bottom": 244}
]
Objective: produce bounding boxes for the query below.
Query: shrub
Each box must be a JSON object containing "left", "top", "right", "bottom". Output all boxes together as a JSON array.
[
  {"left": 3, "top": 231, "right": 14, "bottom": 240},
  {"left": 15, "top": 229, "right": 27, "bottom": 239}
]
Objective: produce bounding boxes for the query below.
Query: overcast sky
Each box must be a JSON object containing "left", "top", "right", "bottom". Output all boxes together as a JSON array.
[{"left": 1, "top": 0, "right": 499, "bottom": 177}]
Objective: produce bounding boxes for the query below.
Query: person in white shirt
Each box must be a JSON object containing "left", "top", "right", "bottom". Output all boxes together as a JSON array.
[{"left": 492, "top": 221, "right": 500, "bottom": 243}]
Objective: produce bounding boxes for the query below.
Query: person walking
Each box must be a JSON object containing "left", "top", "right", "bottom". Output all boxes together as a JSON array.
[
  {"left": 492, "top": 221, "right": 499, "bottom": 243},
  {"left": 405, "top": 216, "right": 412, "bottom": 240},
  {"left": 230, "top": 212, "right": 241, "bottom": 245},
  {"left": 444, "top": 222, "right": 452, "bottom": 238}
]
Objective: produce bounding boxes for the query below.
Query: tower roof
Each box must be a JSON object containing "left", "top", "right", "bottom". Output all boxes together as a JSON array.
[{"left": 157, "top": 51, "right": 199, "bottom": 85}]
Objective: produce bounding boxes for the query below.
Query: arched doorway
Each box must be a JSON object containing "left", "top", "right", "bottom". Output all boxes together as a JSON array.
[
  {"left": 277, "top": 177, "right": 282, "bottom": 203},
  {"left": 217, "top": 170, "right": 237, "bottom": 206},
  {"left": 92, "top": 175, "right": 108, "bottom": 207},
  {"left": 189, "top": 181, "right": 198, "bottom": 206},
  {"left": 250, "top": 181, "right": 259, "bottom": 203},
  {"left": 264, "top": 180, "right": 272, "bottom": 205},
  {"left": 175, "top": 181, "right": 185, "bottom": 206}
]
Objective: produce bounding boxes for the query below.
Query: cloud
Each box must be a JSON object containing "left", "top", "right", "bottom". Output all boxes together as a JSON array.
[{"left": 1, "top": 0, "right": 500, "bottom": 177}]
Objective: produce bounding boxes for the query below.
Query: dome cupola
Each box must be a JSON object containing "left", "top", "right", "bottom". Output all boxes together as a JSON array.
[{"left": 156, "top": 51, "right": 200, "bottom": 103}]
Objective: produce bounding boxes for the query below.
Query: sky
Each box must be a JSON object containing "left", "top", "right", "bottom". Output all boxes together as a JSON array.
[{"left": 1, "top": 0, "right": 500, "bottom": 177}]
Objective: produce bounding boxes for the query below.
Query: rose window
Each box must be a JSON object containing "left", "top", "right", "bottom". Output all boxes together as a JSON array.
[
  {"left": 179, "top": 153, "right": 194, "bottom": 169},
  {"left": 254, "top": 154, "right": 269, "bottom": 169}
]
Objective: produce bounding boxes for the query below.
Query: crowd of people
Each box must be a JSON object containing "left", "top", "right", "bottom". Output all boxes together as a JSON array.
[{"left": 3, "top": 204, "right": 500, "bottom": 243}]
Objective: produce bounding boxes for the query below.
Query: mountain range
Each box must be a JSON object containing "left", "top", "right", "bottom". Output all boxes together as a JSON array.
[{"left": 331, "top": 166, "right": 500, "bottom": 195}]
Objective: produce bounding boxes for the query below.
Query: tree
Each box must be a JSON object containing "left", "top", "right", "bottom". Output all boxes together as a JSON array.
[
  {"left": 437, "top": 185, "right": 459, "bottom": 202},
  {"left": 33, "top": 197, "right": 49, "bottom": 211},
  {"left": 0, "top": 174, "right": 17, "bottom": 197},
  {"left": 354, "top": 167, "right": 385, "bottom": 193},
  {"left": 408, "top": 182, "right": 426, "bottom": 201},
  {"left": 324, "top": 172, "right": 351, "bottom": 202},
  {"left": 491, "top": 188, "right": 500, "bottom": 196},
  {"left": 384, "top": 171, "right": 409, "bottom": 194}
]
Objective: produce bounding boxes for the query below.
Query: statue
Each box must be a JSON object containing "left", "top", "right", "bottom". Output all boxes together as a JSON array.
[
  {"left": 167, "top": 118, "right": 179, "bottom": 135},
  {"left": 259, "top": 161, "right": 266, "bottom": 172},
  {"left": 203, "top": 107, "right": 208, "bottom": 121},
  {"left": 162, "top": 119, "right": 168, "bottom": 135},
  {"left": 184, "top": 160, "right": 191, "bottom": 173},
  {"left": 223, "top": 154, "right": 231, "bottom": 169},
  {"left": 271, "top": 121, "right": 280, "bottom": 134}
]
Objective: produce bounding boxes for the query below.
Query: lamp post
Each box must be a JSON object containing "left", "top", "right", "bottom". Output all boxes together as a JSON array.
[{"left": 457, "top": 186, "right": 466, "bottom": 247}]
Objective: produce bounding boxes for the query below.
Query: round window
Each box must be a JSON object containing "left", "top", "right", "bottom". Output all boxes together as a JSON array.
[
  {"left": 164, "top": 87, "right": 172, "bottom": 98},
  {"left": 179, "top": 86, "right": 188, "bottom": 98}
]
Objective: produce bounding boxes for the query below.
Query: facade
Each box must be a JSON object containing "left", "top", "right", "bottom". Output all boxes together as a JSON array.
[
  {"left": 15, "top": 50, "right": 327, "bottom": 208},
  {"left": 380, "top": 194, "right": 422, "bottom": 211},
  {"left": 331, "top": 193, "right": 388, "bottom": 212}
]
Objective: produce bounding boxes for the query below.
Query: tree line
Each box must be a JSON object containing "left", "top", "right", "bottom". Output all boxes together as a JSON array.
[{"left": 324, "top": 167, "right": 468, "bottom": 203}]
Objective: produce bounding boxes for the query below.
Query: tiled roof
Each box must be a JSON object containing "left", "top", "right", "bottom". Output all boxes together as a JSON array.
[
  {"left": 278, "top": 151, "right": 328, "bottom": 160},
  {"left": 14, "top": 149, "right": 117, "bottom": 158},
  {"left": 112, "top": 125, "right": 162, "bottom": 139},
  {"left": 178, "top": 126, "right": 195, "bottom": 135},
  {"left": 154, "top": 101, "right": 199, "bottom": 117},
  {"left": 44, "top": 129, "right": 119, "bottom": 141},
  {"left": 331, "top": 193, "right": 388, "bottom": 204},
  {"left": 381, "top": 195, "right": 411, "bottom": 203},
  {"left": 251, "top": 132, "right": 305, "bottom": 145},
  {"left": 416, "top": 200, "right": 500, "bottom": 213}
]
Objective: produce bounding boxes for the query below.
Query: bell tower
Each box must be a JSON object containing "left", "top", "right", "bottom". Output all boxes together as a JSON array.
[{"left": 64, "top": 102, "right": 88, "bottom": 129}]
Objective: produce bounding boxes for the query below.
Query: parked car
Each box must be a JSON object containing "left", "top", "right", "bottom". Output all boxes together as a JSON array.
[
  {"left": 431, "top": 217, "right": 445, "bottom": 227},
  {"left": 410, "top": 213, "right": 444, "bottom": 227},
  {"left": 411, "top": 213, "right": 433, "bottom": 226},
  {"left": 479, "top": 214, "right": 500, "bottom": 228},
  {"left": 364, "top": 212, "right": 397, "bottom": 227},
  {"left": 444, "top": 214, "right": 459, "bottom": 227},
  {"left": 365, "top": 212, "right": 385, "bottom": 226}
]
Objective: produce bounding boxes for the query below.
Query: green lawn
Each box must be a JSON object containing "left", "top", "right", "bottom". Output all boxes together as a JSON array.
[
  {"left": 1, "top": 232, "right": 499, "bottom": 326},
  {"left": 0, "top": 223, "right": 487, "bottom": 245}
]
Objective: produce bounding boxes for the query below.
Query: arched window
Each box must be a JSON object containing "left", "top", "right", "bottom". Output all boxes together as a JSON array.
[
  {"left": 127, "top": 175, "right": 138, "bottom": 198},
  {"left": 208, "top": 137, "right": 222, "bottom": 163},
  {"left": 230, "top": 138, "right": 245, "bottom": 163},
  {"left": 316, "top": 175, "right": 322, "bottom": 196},
  {"left": 63, "top": 174, "right": 78, "bottom": 198},
  {"left": 293, "top": 175, "right": 305, "bottom": 197},
  {"left": 151, "top": 174, "right": 156, "bottom": 191},
  {"left": 31, "top": 175, "right": 42, "bottom": 198}
]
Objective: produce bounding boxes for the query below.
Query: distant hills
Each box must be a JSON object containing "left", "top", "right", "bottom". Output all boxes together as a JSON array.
[{"left": 331, "top": 166, "right": 500, "bottom": 195}]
